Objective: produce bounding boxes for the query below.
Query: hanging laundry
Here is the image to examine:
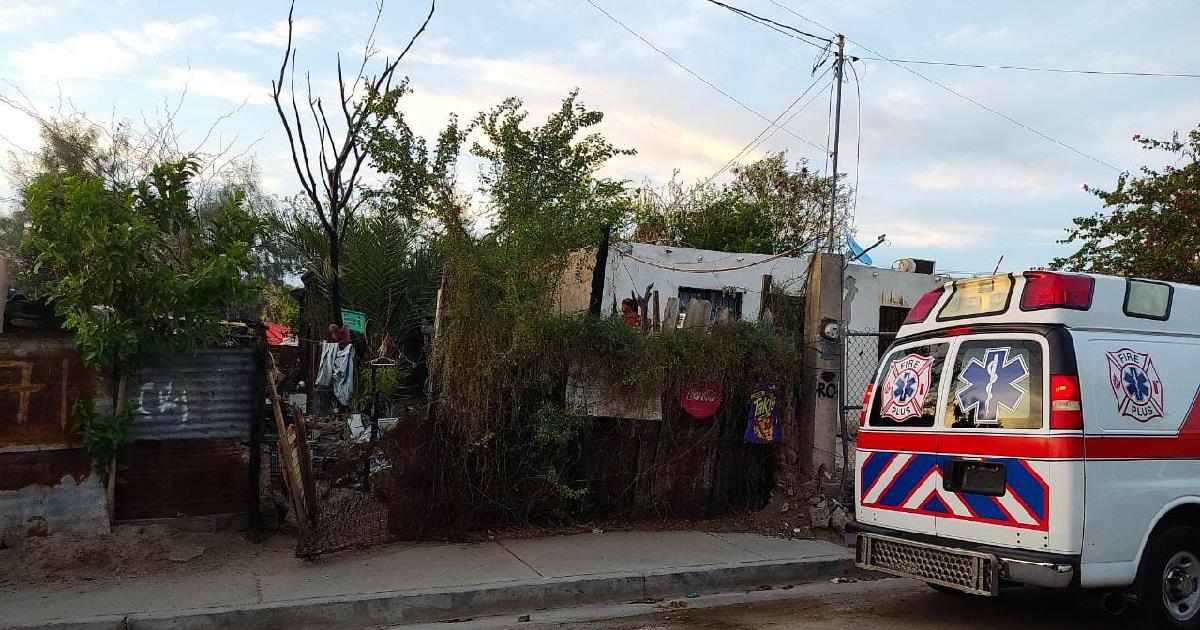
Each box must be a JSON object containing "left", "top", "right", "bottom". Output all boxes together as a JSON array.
[{"left": 316, "top": 341, "right": 356, "bottom": 406}]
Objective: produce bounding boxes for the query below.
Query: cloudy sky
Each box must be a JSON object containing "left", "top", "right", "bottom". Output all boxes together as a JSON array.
[{"left": 0, "top": 0, "right": 1197, "bottom": 273}]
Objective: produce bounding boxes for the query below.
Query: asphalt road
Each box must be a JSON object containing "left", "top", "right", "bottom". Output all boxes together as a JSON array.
[
  {"left": 406, "top": 579, "right": 1137, "bottom": 630},
  {"left": 553, "top": 581, "right": 1131, "bottom": 630}
]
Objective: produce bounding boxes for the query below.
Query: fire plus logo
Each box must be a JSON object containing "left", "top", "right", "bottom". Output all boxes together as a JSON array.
[
  {"left": 955, "top": 347, "right": 1029, "bottom": 426},
  {"left": 1106, "top": 348, "right": 1164, "bottom": 422},
  {"left": 879, "top": 353, "right": 933, "bottom": 422}
]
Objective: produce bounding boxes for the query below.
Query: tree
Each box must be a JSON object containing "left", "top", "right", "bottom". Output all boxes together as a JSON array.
[
  {"left": 1051, "top": 125, "right": 1200, "bottom": 284},
  {"left": 22, "top": 160, "right": 260, "bottom": 478},
  {"left": 271, "top": 0, "right": 435, "bottom": 327},
  {"left": 2, "top": 111, "right": 300, "bottom": 295},
  {"left": 630, "top": 151, "right": 851, "bottom": 255}
]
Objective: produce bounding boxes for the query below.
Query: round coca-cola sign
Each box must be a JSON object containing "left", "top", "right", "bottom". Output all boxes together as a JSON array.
[{"left": 681, "top": 382, "right": 722, "bottom": 419}]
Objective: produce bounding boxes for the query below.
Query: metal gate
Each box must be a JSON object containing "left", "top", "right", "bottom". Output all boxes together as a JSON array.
[{"left": 838, "top": 330, "right": 896, "bottom": 505}]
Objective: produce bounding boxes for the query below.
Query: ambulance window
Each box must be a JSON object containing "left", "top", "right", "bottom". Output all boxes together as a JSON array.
[
  {"left": 945, "top": 340, "right": 1044, "bottom": 430},
  {"left": 869, "top": 343, "right": 949, "bottom": 428},
  {"left": 937, "top": 275, "right": 1014, "bottom": 321},
  {"left": 1124, "top": 279, "right": 1172, "bottom": 320}
]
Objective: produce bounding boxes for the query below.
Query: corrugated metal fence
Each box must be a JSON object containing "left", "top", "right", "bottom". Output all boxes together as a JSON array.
[
  {"left": 126, "top": 347, "right": 257, "bottom": 441},
  {"left": 116, "top": 346, "right": 259, "bottom": 520}
]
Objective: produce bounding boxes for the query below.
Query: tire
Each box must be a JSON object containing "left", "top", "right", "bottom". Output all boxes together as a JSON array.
[{"left": 1139, "top": 524, "right": 1200, "bottom": 629}]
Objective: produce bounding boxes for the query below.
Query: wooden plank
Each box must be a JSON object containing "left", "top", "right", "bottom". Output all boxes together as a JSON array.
[
  {"left": 662, "top": 298, "right": 679, "bottom": 330},
  {"left": 682, "top": 298, "right": 710, "bottom": 328}
]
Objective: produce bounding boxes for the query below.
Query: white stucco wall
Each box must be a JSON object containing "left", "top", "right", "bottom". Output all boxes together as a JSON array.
[
  {"left": 603, "top": 243, "right": 810, "bottom": 321},
  {"left": 602, "top": 244, "right": 939, "bottom": 333},
  {"left": 842, "top": 263, "right": 942, "bottom": 333}
]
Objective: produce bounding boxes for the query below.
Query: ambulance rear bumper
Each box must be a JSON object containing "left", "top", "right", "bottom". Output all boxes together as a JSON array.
[{"left": 852, "top": 523, "right": 1078, "bottom": 594}]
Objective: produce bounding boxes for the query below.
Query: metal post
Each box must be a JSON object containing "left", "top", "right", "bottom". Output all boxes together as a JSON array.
[{"left": 828, "top": 34, "right": 845, "bottom": 254}]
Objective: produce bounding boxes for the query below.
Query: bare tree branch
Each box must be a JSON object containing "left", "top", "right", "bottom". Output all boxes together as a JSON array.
[{"left": 270, "top": 0, "right": 436, "bottom": 324}]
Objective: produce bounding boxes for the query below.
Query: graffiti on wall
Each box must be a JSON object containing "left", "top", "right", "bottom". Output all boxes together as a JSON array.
[
  {"left": 0, "top": 337, "right": 89, "bottom": 447},
  {"left": 134, "top": 381, "right": 191, "bottom": 423}
]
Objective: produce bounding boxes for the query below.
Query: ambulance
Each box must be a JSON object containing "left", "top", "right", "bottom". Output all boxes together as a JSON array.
[{"left": 852, "top": 271, "right": 1200, "bottom": 628}]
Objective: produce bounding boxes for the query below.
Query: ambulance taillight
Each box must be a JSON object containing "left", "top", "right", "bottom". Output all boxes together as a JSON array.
[
  {"left": 904, "top": 286, "right": 945, "bottom": 324},
  {"left": 1049, "top": 374, "right": 1084, "bottom": 430},
  {"left": 1021, "top": 271, "right": 1094, "bottom": 311},
  {"left": 858, "top": 382, "right": 875, "bottom": 427}
]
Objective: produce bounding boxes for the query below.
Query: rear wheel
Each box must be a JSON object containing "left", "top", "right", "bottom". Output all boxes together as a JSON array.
[{"left": 1139, "top": 525, "right": 1200, "bottom": 629}]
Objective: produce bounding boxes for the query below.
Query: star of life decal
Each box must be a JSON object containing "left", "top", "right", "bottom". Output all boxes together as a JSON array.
[
  {"left": 955, "top": 347, "right": 1029, "bottom": 426},
  {"left": 879, "top": 353, "right": 934, "bottom": 422},
  {"left": 1106, "top": 348, "right": 1164, "bottom": 422}
]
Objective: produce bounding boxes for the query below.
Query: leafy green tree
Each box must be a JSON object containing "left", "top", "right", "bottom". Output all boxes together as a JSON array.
[
  {"left": 631, "top": 151, "right": 850, "bottom": 255},
  {"left": 3, "top": 116, "right": 301, "bottom": 299},
  {"left": 1051, "top": 125, "right": 1200, "bottom": 284},
  {"left": 22, "top": 159, "right": 261, "bottom": 475}
]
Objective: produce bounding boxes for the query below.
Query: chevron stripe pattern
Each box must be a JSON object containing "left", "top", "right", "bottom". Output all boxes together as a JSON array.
[{"left": 859, "top": 451, "right": 1049, "bottom": 531}]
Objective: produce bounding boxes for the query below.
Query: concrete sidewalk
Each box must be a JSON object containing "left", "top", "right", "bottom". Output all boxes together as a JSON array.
[{"left": 0, "top": 531, "right": 856, "bottom": 630}]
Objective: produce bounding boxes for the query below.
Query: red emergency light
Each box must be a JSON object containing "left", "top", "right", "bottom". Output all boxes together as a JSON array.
[
  {"left": 904, "top": 286, "right": 945, "bottom": 324},
  {"left": 858, "top": 382, "right": 875, "bottom": 427},
  {"left": 1049, "top": 374, "right": 1084, "bottom": 430},
  {"left": 1021, "top": 271, "right": 1094, "bottom": 311}
]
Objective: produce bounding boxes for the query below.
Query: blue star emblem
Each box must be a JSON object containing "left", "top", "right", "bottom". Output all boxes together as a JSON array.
[
  {"left": 893, "top": 372, "right": 917, "bottom": 403},
  {"left": 1123, "top": 367, "right": 1150, "bottom": 402},
  {"left": 956, "top": 348, "right": 1030, "bottom": 424}
]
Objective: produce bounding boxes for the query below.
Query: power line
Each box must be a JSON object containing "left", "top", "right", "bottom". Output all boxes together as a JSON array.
[
  {"left": 848, "top": 59, "right": 863, "bottom": 224},
  {"left": 704, "top": 65, "right": 832, "bottom": 185},
  {"left": 856, "top": 57, "right": 1200, "bottom": 79},
  {"left": 763, "top": 0, "right": 1124, "bottom": 173},
  {"left": 701, "top": 0, "right": 831, "bottom": 48},
  {"left": 585, "top": 0, "right": 827, "bottom": 153}
]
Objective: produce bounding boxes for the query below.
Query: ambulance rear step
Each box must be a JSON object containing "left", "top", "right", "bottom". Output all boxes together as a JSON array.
[{"left": 857, "top": 533, "right": 999, "bottom": 596}]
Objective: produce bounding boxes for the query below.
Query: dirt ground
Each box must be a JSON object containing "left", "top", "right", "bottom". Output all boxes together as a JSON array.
[{"left": 0, "top": 523, "right": 296, "bottom": 590}]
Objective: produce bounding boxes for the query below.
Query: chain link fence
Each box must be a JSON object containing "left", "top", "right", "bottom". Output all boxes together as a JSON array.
[{"left": 838, "top": 330, "right": 894, "bottom": 506}]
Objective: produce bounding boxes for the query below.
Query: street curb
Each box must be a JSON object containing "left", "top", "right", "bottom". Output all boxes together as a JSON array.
[{"left": 7, "top": 554, "right": 861, "bottom": 630}]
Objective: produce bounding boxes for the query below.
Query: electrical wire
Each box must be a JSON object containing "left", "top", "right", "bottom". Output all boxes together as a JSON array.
[
  {"left": 585, "top": 0, "right": 828, "bottom": 153},
  {"left": 848, "top": 59, "right": 863, "bottom": 224},
  {"left": 703, "top": 65, "right": 832, "bottom": 185},
  {"left": 701, "top": 0, "right": 831, "bottom": 48},
  {"left": 616, "top": 241, "right": 815, "bottom": 273},
  {"left": 856, "top": 57, "right": 1200, "bottom": 79},
  {"left": 762, "top": 0, "right": 1124, "bottom": 173}
]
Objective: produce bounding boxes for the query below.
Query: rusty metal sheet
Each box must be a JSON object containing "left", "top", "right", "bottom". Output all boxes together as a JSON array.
[
  {"left": 0, "top": 333, "right": 94, "bottom": 449},
  {"left": 126, "top": 347, "right": 258, "bottom": 441},
  {"left": 0, "top": 448, "right": 93, "bottom": 491},
  {"left": 115, "top": 439, "right": 249, "bottom": 520}
]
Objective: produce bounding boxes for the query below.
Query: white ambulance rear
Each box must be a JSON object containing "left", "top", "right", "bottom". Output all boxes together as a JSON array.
[{"left": 853, "top": 271, "right": 1200, "bottom": 629}]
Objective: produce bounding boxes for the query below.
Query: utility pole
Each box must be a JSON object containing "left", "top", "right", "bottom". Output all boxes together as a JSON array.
[{"left": 827, "top": 33, "right": 845, "bottom": 253}]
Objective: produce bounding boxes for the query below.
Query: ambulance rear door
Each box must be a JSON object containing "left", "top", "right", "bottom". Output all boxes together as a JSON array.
[
  {"left": 933, "top": 331, "right": 1084, "bottom": 555},
  {"left": 856, "top": 338, "right": 953, "bottom": 536}
]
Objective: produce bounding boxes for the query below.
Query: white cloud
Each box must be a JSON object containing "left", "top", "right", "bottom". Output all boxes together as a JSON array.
[
  {"left": 229, "top": 18, "right": 319, "bottom": 48},
  {"left": 8, "top": 16, "right": 216, "bottom": 82},
  {"left": 151, "top": 67, "right": 271, "bottom": 105},
  {"left": 9, "top": 33, "right": 137, "bottom": 81},
  {"left": 907, "top": 162, "right": 1048, "bottom": 193},
  {"left": 115, "top": 16, "right": 217, "bottom": 55},
  {"left": 0, "top": 1, "right": 59, "bottom": 34},
  {"left": 942, "top": 25, "right": 1015, "bottom": 49}
]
